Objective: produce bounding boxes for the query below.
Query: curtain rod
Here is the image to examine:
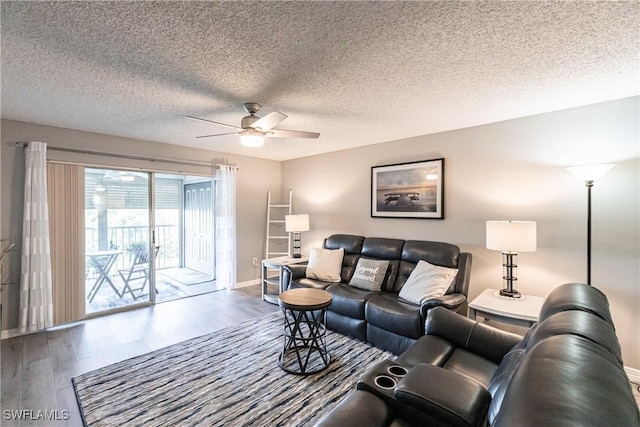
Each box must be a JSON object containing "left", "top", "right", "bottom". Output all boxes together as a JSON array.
[{"left": 15, "top": 142, "right": 238, "bottom": 170}]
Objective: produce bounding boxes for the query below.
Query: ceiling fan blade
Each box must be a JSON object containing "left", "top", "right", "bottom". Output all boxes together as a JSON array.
[
  {"left": 195, "top": 132, "right": 239, "bottom": 139},
  {"left": 269, "top": 129, "right": 320, "bottom": 139},
  {"left": 251, "top": 111, "right": 287, "bottom": 131},
  {"left": 184, "top": 115, "right": 241, "bottom": 131}
]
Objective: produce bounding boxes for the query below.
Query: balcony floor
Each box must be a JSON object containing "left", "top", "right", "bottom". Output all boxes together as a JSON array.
[{"left": 86, "top": 267, "right": 221, "bottom": 314}]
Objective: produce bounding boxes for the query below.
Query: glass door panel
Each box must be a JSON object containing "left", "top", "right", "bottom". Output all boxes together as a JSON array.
[{"left": 85, "top": 168, "right": 152, "bottom": 314}]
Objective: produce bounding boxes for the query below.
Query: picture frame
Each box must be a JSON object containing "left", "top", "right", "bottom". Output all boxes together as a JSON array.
[{"left": 371, "top": 158, "right": 444, "bottom": 219}]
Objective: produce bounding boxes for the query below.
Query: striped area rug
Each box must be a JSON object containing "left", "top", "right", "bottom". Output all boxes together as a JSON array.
[{"left": 72, "top": 312, "right": 393, "bottom": 426}]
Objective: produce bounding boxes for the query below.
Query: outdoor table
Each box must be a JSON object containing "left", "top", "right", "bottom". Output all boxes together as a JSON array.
[{"left": 86, "top": 250, "right": 123, "bottom": 302}]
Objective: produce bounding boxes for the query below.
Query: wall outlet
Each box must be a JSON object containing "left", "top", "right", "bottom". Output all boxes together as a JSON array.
[{"left": 252, "top": 257, "right": 258, "bottom": 267}]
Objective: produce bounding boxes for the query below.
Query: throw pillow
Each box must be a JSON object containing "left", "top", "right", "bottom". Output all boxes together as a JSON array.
[
  {"left": 398, "top": 260, "right": 458, "bottom": 305},
  {"left": 306, "top": 247, "right": 345, "bottom": 282},
  {"left": 348, "top": 258, "right": 389, "bottom": 291}
]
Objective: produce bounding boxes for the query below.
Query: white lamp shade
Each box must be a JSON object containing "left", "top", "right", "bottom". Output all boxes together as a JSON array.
[
  {"left": 486, "top": 220, "right": 537, "bottom": 252},
  {"left": 566, "top": 164, "right": 616, "bottom": 182},
  {"left": 285, "top": 214, "right": 310, "bottom": 232}
]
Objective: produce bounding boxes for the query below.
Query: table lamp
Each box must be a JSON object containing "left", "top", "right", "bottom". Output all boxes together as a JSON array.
[
  {"left": 486, "top": 220, "right": 537, "bottom": 298},
  {"left": 285, "top": 214, "right": 309, "bottom": 258}
]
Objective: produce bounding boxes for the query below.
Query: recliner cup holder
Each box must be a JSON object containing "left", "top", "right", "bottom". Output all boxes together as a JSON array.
[
  {"left": 357, "top": 360, "right": 407, "bottom": 402},
  {"left": 387, "top": 365, "right": 407, "bottom": 377},
  {"left": 374, "top": 375, "right": 397, "bottom": 390}
]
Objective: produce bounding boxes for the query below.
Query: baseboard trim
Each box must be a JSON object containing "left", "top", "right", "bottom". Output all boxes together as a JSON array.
[
  {"left": 625, "top": 366, "right": 640, "bottom": 384},
  {"left": 234, "top": 278, "right": 260, "bottom": 289},
  {"left": 1, "top": 327, "right": 30, "bottom": 340}
]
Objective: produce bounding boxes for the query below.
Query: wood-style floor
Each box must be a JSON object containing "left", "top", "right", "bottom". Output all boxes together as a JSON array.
[
  {"left": 2, "top": 285, "right": 639, "bottom": 426},
  {"left": 1, "top": 285, "right": 279, "bottom": 427}
]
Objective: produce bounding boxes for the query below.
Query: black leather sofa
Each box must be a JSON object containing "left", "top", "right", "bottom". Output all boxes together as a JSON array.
[
  {"left": 314, "top": 283, "right": 640, "bottom": 427},
  {"left": 282, "top": 234, "right": 472, "bottom": 354}
]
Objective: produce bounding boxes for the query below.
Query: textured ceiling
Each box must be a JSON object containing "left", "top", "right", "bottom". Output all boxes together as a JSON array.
[{"left": 1, "top": 1, "right": 638, "bottom": 161}]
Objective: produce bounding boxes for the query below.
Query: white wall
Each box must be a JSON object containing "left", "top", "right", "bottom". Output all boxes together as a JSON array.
[
  {"left": 282, "top": 97, "right": 640, "bottom": 370},
  {"left": 2, "top": 98, "right": 638, "bottom": 370},
  {"left": 1, "top": 119, "right": 281, "bottom": 330}
]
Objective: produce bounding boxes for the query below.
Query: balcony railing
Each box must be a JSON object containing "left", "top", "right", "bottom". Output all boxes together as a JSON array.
[{"left": 85, "top": 225, "right": 178, "bottom": 275}]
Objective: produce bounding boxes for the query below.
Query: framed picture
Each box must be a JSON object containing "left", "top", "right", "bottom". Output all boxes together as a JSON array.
[{"left": 371, "top": 158, "right": 444, "bottom": 219}]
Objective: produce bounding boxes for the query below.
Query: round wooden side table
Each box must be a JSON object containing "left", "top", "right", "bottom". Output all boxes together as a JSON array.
[{"left": 278, "top": 288, "right": 332, "bottom": 375}]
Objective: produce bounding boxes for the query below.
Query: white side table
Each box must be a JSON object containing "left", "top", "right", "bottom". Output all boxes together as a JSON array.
[
  {"left": 468, "top": 289, "right": 545, "bottom": 328},
  {"left": 261, "top": 256, "right": 308, "bottom": 304}
]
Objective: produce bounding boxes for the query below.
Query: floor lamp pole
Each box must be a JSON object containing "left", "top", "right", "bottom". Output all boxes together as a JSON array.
[
  {"left": 567, "top": 163, "right": 616, "bottom": 287},
  {"left": 586, "top": 180, "right": 593, "bottom": 286}
]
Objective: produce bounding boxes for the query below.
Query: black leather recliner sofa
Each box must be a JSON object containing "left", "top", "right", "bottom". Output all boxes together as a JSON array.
[
  {"left": 282, "top": 234, "right": 472, "bottom": 354},
  {"left": 314, "top": 283, "right": 640, "bottom": 427}
]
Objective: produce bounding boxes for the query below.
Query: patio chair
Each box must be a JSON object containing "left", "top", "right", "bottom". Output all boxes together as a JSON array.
[{"left": 118, "top": 245, "right": 160, "bottom": 300}]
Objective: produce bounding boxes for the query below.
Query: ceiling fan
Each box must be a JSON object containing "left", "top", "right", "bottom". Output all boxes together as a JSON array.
[{"left": 185, "top": 102, "right": 320, "bottom": 147}]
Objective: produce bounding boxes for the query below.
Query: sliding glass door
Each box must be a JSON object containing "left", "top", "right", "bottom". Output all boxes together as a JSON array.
[
  {"left": 83, "top": 169, "right": 218, "bottom": 314},
  {"left": 85, "top": 168, "right": 153, "bottom": 314}
]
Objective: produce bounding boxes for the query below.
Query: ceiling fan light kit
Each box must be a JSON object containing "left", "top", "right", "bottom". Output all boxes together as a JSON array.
[
  {"left": 240, "top": 129, "right": 265, "bottom": 147},
  {"left": 186, "top": 102, "right": 319, "bottom": 147}
]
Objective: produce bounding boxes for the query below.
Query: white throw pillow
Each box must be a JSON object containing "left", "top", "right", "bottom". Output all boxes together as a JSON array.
[
  {"left": 398, "top": 260, "right": 458, "bottom": 305},
  {"left": 306, "top": 247, "right": 345, "bottom": 282}
]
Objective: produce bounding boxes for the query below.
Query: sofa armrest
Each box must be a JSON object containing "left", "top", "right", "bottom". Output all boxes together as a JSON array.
[
  {"left": 454, "top": 252, "right": 472, "bottom": 296},
  {"left": 419, "top": 292, "right": 466, "bottom": 315},
  {"left": 281, "top": 265, "right": 307, "bottom": 290},
  {"left": 314, "top": 390, "right": 394, "bottom": 427},
  {"left": 424, "top": 307, "right": 523, "bottom": 364},
  {"left": 394, "top": 364, "right": 490, "bottom": 427}
]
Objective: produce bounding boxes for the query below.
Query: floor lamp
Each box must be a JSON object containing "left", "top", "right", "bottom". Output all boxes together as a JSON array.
[{"left": 566, "top": 164, "right": 616, "bottom": 285}]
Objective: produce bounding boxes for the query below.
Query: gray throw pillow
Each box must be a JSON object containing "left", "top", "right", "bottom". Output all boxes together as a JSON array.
[{"left": 348, "top": 258, "right": 389, "bottom": 291}]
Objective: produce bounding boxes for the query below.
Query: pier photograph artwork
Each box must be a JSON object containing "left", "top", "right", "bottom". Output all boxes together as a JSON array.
[{"left": 371, "top": 158, "right": 444, "bottom": 219}]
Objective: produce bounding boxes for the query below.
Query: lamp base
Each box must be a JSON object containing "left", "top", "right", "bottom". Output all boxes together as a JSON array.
[
  {"left": 291, "top": 232, "right": 302, "bottom": 258},
  {"left": 499, "top": 288, "right": 522, "bottom": 298}
]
